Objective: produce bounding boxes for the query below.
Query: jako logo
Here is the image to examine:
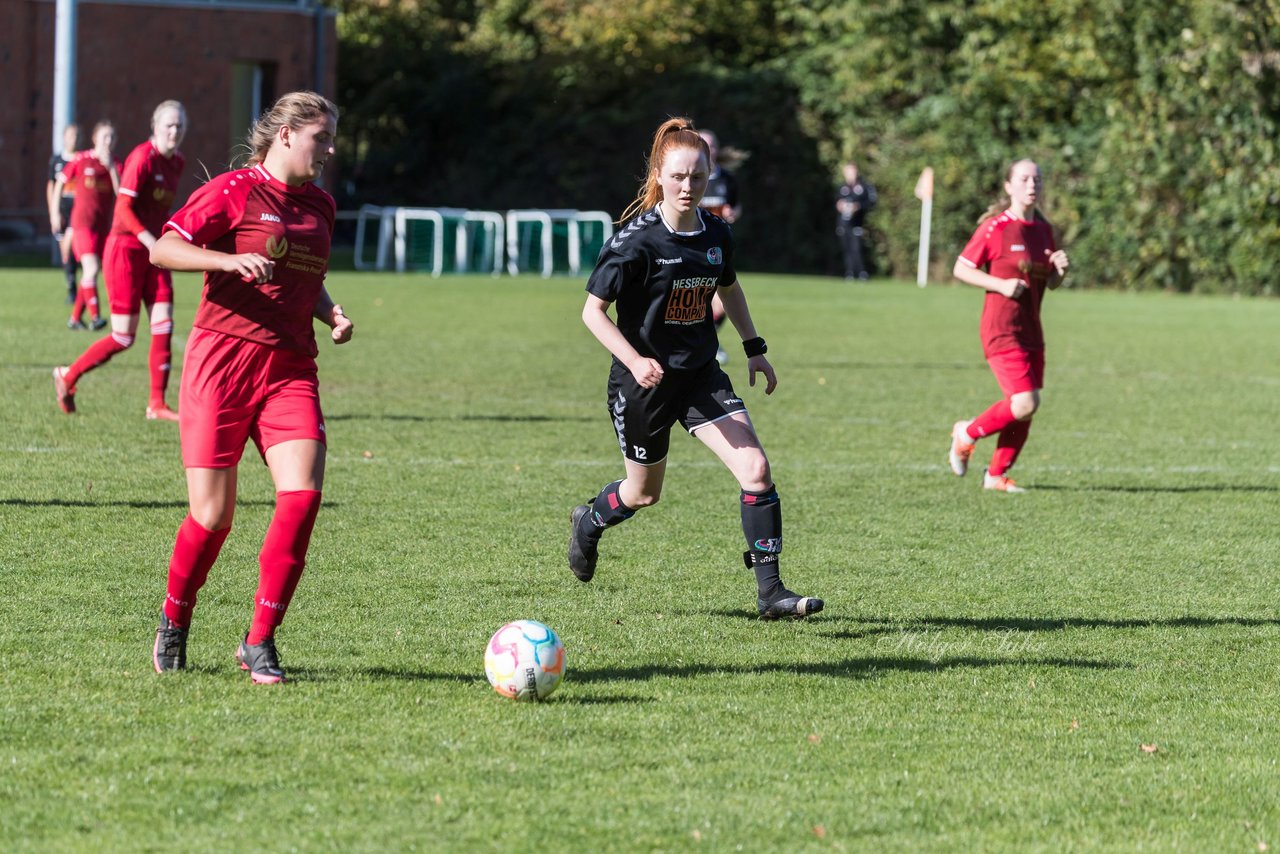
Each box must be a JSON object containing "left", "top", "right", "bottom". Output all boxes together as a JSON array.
[
  {"left": 706, "top": 247, "right": 723, "bottom": 265},
  {"left": 261, "top": 213, "right": 282, "bottom": 223},
  {"left": 265, "top": 235, "right": 289, "bottom": 259}
]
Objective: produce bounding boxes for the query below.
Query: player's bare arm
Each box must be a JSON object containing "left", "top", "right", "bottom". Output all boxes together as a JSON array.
[
  {"left": 1046, "top": 249, "right": 1070, "bottom": 289},
  {"left": 716, "top": 280, "right": 777, "bottom": 395},
  {"left": 151, "top": 231, "right": 275, "bottom": 283},
  {"left": 581, "top": 294, "right": 664, "bottom": 388},
  {"left": 313, "top": 289, "right": 354, "bottom": 344},
  {"left": 952, "top": 258, "right": 1026, "bottom": 299}
]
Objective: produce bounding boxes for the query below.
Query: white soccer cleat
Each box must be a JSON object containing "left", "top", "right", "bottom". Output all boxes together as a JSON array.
[
  {"left": 948, "top": 419, "right": 975, "bottom": 476},
  {"left": 983, "top": 468, "right": 1026, "bottom": 493}
]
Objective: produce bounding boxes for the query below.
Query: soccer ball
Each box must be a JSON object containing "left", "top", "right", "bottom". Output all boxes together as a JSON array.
[{"left": 484, "top": 620, "right": 566, "bottom": 701}]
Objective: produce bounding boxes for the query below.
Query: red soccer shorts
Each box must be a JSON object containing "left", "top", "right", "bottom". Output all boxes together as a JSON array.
[
  {"left": 104, "top": 236, "right": 173, "bottom": 315},
  {"left": 179, "top": 327, "right": 326, "bottom": 469},
  {"left": 986, "top": 347, "right": 1045, "bottom": 397},
  {"left": 71, "top": 226, "right": 107, "bottom": 261}
]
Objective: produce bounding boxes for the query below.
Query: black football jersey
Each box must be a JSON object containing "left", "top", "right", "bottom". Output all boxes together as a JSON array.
[
  {"left": 587, "top": 207, "right": 737, "bottom": 371},
  {"left": 49, "top": 152, "right": 74, "bottom": 190},
  {"left": 700, "top": 167, "right": 739, "bottom": 212},
  {"left": 836, "top": 179, "right": 876, "bottom": 226}
]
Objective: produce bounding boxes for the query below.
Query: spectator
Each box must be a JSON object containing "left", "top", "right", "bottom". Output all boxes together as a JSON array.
[{"left": 835, "top": 160, "right": 876, "bottom": 281}]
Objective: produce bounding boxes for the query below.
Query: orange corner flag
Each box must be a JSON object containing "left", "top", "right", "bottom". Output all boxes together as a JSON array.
[{"left": 914, "top": 167, "right": 934, "bottom": 202}]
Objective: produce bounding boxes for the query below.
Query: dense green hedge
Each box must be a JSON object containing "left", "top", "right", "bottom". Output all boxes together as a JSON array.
[{"left": 336, "top": 0, "right": 1279, "bottom": 293}]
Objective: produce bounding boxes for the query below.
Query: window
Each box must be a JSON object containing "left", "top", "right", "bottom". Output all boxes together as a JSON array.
[{"left": 228, "top": 61, "right": 278, "bottom": 163}]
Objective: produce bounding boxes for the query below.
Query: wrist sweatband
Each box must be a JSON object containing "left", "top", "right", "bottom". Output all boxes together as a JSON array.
[{"left": 742, "top": 337, "right": 767, "bottom": 357}]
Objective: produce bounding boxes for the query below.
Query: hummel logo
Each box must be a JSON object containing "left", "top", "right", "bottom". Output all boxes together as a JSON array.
[
  {"left": 656, "top": 258, "right": 682, "bottom": 265},
  {"left": 261, "top": 213, "right": 282, "bottom": 223}
]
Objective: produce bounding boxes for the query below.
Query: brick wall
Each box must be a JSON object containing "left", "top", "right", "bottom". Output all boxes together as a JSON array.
[{"left": 1, "top": 0, "right": 337, "bottom": 235}]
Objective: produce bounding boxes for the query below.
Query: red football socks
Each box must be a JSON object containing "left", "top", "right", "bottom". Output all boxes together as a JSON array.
[
  {"left": 968, "top": 399, "right": 1016, "bottom": 440},
  {"left": 163, "top": 515, "right": 232, "bottom": 627},
  {"left": 247, "top": 490, "right": 322, "bottom": 645},
  {"left": 81, "top": 278, "right": 102, "bottom": 321},
  {"left": 148, "top": 319, "right": 174, "bottom": 407},
  {"left": 65, "top": 333, "right": 131, "bottom": 387},
  {"left": 989, "top": 419, "right": 1032, "bottom": 477}
]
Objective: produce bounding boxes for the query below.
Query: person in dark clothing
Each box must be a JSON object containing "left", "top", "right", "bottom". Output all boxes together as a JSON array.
[
  {"left": 566, "top": 117, "right": 823, "bottom": 621},
  {"left": 836, "top": 161, "right": 876, "bottom": 280}
]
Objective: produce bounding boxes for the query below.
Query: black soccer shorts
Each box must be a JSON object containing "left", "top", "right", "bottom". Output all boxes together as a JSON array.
[{"left": 605, "top": 358, "right": 748, "bottom": 465}]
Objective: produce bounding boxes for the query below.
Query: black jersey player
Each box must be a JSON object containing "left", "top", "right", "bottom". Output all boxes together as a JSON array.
[
  {"left": 567, "top": 117, "right": 822, "bottom": 621},
  {"left": 47, "top": 124, "right": 81, "bottom": 303},
  {"left": 697, "top": 129, "right": 738, "bottom": 364}
]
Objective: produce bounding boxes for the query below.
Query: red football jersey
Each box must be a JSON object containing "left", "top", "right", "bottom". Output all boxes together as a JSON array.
[
  {"left": 958, "top": 211, "right": 1057, "bottom": 357},
  {"left": 163, "top": 163, "right": 336, "bottom": 357},
  {"left": 61, "top": 152, "right": 120, "bottom": 235},
  {"left": 112, "top": 141, "right": 186, "bottom": 241}
]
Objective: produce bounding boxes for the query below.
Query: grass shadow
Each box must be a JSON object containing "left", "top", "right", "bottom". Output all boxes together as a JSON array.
[
  {"left": 1031, "top": 483, "right": 1280, "bottom": 494},
  {"left": 696, "top": 607, "right": 825, "bottom": 621},
  {"left": 329, "top": 666, "right": 480, "bottom": 684},
  {"left": 298, "top": 667, "right": 653, "bottom": 704},
  {"left": 867, "top": 615, "right": 1280, "bottom": 632},
  {"left": 534, "top": 693, "right": 652, "bottom": 706},
  {"left": 569, "top": 655, "right": 1125, "bottom": 684},
  {"left": 327, "top": 413, "right": 593, "bottom": 424}
]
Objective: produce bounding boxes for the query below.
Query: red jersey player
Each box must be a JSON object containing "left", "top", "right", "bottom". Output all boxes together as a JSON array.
[
  {"left": 52, "top": 122, "right": 120, "bottom": 331},
  {"left": 53, "top": 102, "right": 187, "bottom": 419},
  {"left": 947, "top": 159, "right": 1070, "bottom": 492},
  {"left": 148, "top": 92, "right": 352, "bottom": 684}
]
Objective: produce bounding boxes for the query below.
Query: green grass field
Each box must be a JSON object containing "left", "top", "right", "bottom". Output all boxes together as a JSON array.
[{"left": 3, "top": 267, "right": 1280, "bottom": 851}]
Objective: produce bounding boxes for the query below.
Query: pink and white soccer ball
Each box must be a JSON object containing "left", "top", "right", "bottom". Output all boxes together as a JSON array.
[{"left": 484, "top": 620, "right": 566, "bottom": 701}]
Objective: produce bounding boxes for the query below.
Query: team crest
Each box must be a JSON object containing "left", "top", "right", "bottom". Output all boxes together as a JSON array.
[
  {"left": 265, "top": 235, "right": 289, "bottom": 259},
  {"left": 707, "top": 247, "right": 723, "bottom": 265}
]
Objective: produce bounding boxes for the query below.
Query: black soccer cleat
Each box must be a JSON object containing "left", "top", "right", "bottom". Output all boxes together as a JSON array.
[
  {"left": 758, "top": 591, "right": 824, "bottom": 621},
  {"left": 153, "top": 612, "right": 189, "bottom": 673},
  {"left": 237, "top": 635, "right": 286, "bottom": 684},
  {"left": 567, "top": 504, "right": 599, "bottom": 582}
]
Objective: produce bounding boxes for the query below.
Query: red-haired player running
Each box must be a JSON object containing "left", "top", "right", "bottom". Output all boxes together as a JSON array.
[
  {"left": 51, "top": 121, "right": 119, "bottom": 332},
  {"left": 53, "top": 102, "right": 187, "bottom": 418},
  {"left": 947, "top": 159, "right": 1070, "bottom": 493},
  {"left": 148, "top": 92, "right": 352, "bottom": 684},
  {"left": 567, "top": 117, "right": 821, "bottom": 620}
]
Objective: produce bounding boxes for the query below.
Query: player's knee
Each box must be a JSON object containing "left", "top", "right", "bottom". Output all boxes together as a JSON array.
[
  {"left": 190, "top": 505, "right": 234, "bottom": 532},
  {"left": 1010, "top": 393, "right": 1039, "bottom": 420},
  {"left": 737, "top": 455, "right": 772, "bottom": 491},
  {"left": 111, "top": 332, "right": 136, "bottom": 349}
]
